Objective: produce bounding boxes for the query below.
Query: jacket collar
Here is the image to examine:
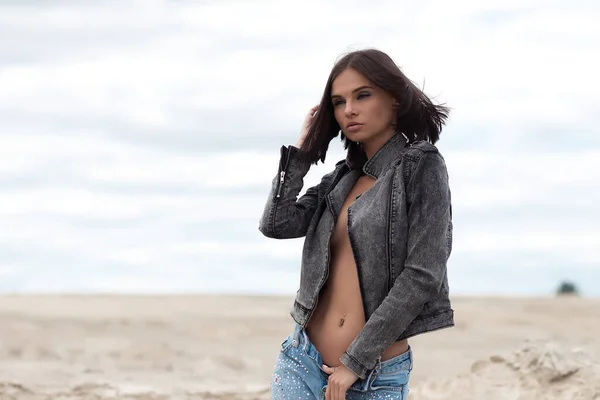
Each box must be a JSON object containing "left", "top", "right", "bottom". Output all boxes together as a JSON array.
[{"left": 345, "top": 132, "right": 409, "bottom": 178}]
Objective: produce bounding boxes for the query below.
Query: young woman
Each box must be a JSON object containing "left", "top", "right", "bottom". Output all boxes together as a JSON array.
[{"left": 259, "top": 48, "right": 453, "bottom": 399}]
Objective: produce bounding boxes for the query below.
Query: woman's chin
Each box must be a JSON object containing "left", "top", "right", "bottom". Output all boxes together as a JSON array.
[{"left": 344, "top": 131, "right": 365, "bottom": 142}]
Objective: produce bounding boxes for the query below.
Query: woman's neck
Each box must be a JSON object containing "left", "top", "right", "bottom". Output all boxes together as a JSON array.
[{"left": 362, "top": 131, "right": 396, "bottom": 159}]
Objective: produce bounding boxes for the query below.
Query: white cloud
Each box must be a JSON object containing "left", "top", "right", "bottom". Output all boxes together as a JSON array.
[
  {"left": 457, "top": 231, "right": 600, "bottom": 258},
  {"left": 445, "top": 149, "right": 600, "bottom": 207},
  {"left": 106, "top": 240, "right": 303, "bottom": 268},
  {"left": 0, "top": 0, "right": 598, "bottom": 294},
  {"left": 1, "top": 0, "right": 597, "bottom": 137},
  {"left": 0, "top": 265, "right": 15, "bottom": 276}
]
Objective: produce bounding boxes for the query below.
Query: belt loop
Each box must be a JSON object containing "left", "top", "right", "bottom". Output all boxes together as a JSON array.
[
  {"left": 301, "top": 328, "right": 309, "bottom": 351},
  {"left": 375, "top": 355, "right": 382, "bottom": 372},
  {"left": 364, "top": 357, "right": 382, "bottom": 390},
  {"left": 291, "top": 324, "right": 301, "bottom": 348},
  {"left": 365, "top": 367, "right": 375, "bottom": 389}
]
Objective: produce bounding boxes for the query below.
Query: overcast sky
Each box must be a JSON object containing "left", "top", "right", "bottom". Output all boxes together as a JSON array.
[{"left": 0, "top": 0, "right": 598, "bottom": 294}]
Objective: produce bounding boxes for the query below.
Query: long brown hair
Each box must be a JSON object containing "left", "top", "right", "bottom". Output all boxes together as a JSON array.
[{"left": 301, "top": 48, "right": 450, "bottom": 165}]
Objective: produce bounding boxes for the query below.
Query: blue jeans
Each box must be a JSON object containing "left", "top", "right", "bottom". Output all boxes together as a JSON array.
[{"left": 270, "top": 324, "right": 412, "bottom": 399}]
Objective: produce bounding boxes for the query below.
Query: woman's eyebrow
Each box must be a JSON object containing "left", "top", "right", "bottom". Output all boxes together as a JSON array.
[{"left": 331, "top": 85, "right": 374, "bottom": 99}]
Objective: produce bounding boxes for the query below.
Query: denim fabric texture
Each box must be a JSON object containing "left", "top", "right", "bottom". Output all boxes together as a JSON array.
[
  {"left": 259, "top": 133, "right": 454, "bottom": 379},
  {"left": 271, "top": 324, "right": 412, "bottom": 399}
]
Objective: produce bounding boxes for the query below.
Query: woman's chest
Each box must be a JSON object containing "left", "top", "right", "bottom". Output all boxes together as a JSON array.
[{"left": 330, "top": 175, "right": 377, "bottom": 244}]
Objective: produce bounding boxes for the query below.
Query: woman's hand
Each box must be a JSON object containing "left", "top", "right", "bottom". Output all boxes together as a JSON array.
[
  {"left": 322, "top": 363, "right": 359, "bottom": 399},
  {"left": 296, "top": 104, "right": 319, "bottom": 148}
]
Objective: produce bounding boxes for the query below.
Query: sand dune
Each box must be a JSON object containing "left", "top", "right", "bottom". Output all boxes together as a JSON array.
[
  {"left": 411, "top": 339, "right": 600, "bottom": 400},
  {"left": 0, "top": 295, "right": 598, "bottom": 399}
]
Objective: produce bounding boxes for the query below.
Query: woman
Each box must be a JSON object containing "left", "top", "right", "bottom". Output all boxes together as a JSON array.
[{"left": 258, "top": 48, "right": 453, "bottom": 399}]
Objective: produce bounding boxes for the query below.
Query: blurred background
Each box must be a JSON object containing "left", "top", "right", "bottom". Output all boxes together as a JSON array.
[{"left": 1, "top": 0, "right": 598, "bottom": 297}]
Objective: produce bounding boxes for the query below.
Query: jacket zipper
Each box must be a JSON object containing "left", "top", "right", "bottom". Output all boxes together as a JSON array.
[
  {"left": 303, "top": 167, "right": 347, "bottom": 327},
  {"left": 270, "top": 147, "right": 292, "bottom": 236},
  {"left": 275, "top": 147, "right": 291, "bottom": 200},
  {"left": 303, "top": 194, "right": 334, "bottom": 328},
  {"left": 303, "top": 234, "right": 331, "bottom": 328},
  {"left": 387, "top": 173, "right": 395, "bottom": 292},
  {"left": 347, "top": 208, "right": 369, "bottom": 320},
  {"left": 275, "top": 170, "right": 285, "bottom": 198}
]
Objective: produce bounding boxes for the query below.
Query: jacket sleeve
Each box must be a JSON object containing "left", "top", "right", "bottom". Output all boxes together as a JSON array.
[
  {"left": 258, "top": 145, "right": 320, "bottom": 239},
  {"left": 339, "top": 151, "right": 452, "bottom": 379}
]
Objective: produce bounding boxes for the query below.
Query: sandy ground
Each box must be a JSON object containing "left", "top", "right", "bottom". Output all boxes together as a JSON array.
[{"left": 0, "top": 294, "right": 599, "bottom": 399}]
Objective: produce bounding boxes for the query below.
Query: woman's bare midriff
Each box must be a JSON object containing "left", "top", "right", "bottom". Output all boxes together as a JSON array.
[{"left": 305, "top": 175, "right": 409, "bottom": 369}]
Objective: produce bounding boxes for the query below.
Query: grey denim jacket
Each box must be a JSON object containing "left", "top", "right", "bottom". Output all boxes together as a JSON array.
[{"left": 258, "top": 133, "right": 454, "bottom": 379}]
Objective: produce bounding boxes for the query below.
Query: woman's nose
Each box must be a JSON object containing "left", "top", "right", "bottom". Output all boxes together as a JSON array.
[{"left": 344, "top": 102, "right": 357, "bottom": 117}]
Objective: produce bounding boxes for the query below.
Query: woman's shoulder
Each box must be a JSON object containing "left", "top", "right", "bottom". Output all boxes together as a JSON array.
[
  {"left": 392, "top": 140, "right": 443, "bottom": 168},
  {"left": 406, "top": 140, "right": 440, "bottom": 155},
  {"left": 401, "top": 140, "right": 447, "bottom": 167},
  {"left": 393, "top": 140, "right": 448, "bottom": 184}
]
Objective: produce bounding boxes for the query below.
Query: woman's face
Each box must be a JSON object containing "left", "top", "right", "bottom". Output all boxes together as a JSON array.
[{"left": 331, "top": 68, "right": 396, "bottom": 149}]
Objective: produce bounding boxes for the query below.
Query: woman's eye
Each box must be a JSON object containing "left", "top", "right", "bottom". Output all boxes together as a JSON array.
[{"left": 333, "top": 93, "right": 369, "bottom": 106}]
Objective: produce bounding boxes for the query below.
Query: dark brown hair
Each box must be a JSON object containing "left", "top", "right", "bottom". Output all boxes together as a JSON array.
[{"left": 300, "top": 48, "right": 450, "bottom": 164}]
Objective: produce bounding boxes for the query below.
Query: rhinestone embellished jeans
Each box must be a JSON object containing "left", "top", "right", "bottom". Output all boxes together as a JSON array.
[{"left": 270, "top": 324, "right": 412, "bottom": 399}]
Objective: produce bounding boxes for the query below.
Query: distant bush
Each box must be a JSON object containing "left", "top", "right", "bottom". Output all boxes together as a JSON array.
[{"left": 555, "top": 280, "right": 580, "bottom": 296}]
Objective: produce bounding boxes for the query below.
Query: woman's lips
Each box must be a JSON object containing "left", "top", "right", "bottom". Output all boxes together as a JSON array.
[{"left": 346, "top": 123, "right": 363, "bottom": 132}]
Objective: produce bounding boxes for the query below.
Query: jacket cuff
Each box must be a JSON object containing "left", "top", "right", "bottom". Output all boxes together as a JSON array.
[
  {"left": 279, "top": 145, "right": 311, "bottom": 172},
  {"left": 339, "top": 351, "right": 369, "bottom": 380}
]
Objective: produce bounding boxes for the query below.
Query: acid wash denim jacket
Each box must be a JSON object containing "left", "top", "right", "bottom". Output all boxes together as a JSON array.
[{"left": 258, "top": 132, "right": 454, "bottom": 379}]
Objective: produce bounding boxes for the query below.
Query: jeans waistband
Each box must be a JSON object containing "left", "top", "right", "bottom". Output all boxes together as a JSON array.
[
  {"left": 292, "top": 323, "right": 322, "bottom": 362},
  {"left": 290, "top": 323, "right": 412, "bottom": 389}
]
